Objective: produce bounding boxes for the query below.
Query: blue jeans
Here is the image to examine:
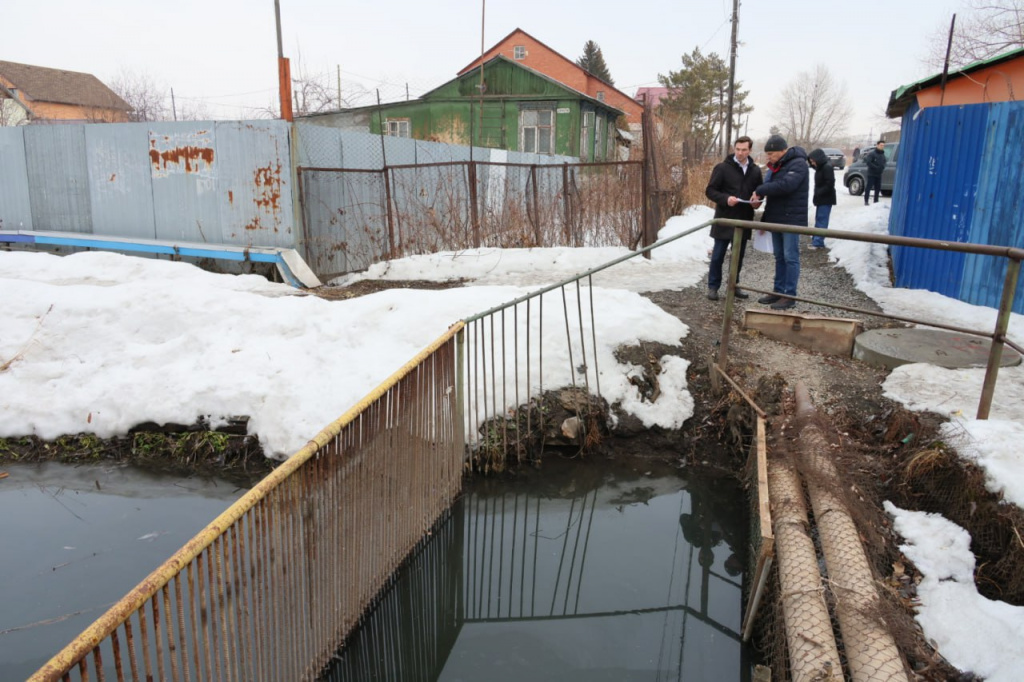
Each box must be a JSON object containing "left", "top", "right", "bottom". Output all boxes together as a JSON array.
[
  {"left": 707, "top": 232, "right": 749, "bottom": 290},
  {"left": 812, "top": 205, "right": 832, "bottom": 247},
  {"left": 771, "top": 231, "right": 800, "bottom": 296}
]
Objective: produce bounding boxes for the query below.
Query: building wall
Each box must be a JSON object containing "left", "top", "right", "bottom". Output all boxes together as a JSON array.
[
  {"left": 460, "top": 31, "right": 642, "bottom": 125},
  {"left": 25, "top": 99, "right": 131, "bottom": 123},
  {"left": 915, "top": 58, "right": 1024, "bottom": 111}
]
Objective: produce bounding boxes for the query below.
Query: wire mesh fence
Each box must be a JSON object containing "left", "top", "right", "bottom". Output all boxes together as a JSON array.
[{"left": 299, "top": 160, "right": 643, "bottom": 279}]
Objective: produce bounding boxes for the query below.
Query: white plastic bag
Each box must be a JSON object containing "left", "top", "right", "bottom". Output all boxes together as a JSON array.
[{"left": 752, "top": 229, "right": 773, "bottom": 254}]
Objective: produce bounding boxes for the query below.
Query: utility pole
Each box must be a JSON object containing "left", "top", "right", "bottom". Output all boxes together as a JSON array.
[
  {"left": 170, "top": 88, "right": 178, "bottom": 121},
  {"left": 724, "top": 0, "right": 739, "bottom": 149},
  {"left": 274, "top": 0, "right": 293, "bottom": 121},
  {"left": 337, "top": 65, "right": 342, "bottom": 108}
]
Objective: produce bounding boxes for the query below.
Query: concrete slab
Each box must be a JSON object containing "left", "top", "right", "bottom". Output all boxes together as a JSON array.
[
  {"left": 742, "top": 310, "right": 863, "bottom": 356},
  {"left": 853, "top": 328, "right": 1023, "bottom": 370}
]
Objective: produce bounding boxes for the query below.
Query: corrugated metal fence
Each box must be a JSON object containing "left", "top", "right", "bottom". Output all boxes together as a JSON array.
[
  {"left": 890, "top": 101, "right": 1024, "bottom": 313},
  {"left": 0, "top": 121, "right": 295, "bottom": 247}
]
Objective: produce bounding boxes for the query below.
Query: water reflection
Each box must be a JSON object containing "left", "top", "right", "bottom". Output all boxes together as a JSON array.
[
  {"left": 0, "top": 462, "right": 244, "bottom": 679},
  {"left": 323, "top": 461, "right": 749, "bottom": 681}
]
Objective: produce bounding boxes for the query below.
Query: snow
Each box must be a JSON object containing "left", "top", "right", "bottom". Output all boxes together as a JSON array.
[
  {"left": 2, "top": 192, "right": 1023, "bottom": 679},
  {"left": 884, "top": 502, "right": 1024, "bottom": 682}
]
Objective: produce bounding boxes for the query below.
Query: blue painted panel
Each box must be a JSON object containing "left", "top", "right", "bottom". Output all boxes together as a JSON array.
[
  {"left": 890, "top": 104, "right": 987, "bottom": 298},
  {"left": 148, "top": 123, "right": 220, "bottom": 243},
  {"left": 891, "top": 101, "right": 1024, "bottom": 315},
  {"left": 84, "top": 123, "right": 156, "bottom": 238},
  {"left": 24, "top": 124, "right": 93, "bottom": 233},
  {"left": 961, "top": 103, "right": 1024, "bottom": 313},
  {"left": 0, "top": 128, "right": 32, "bottom": 230},
  {"left": 214, "top": 120, "right": 294, "bottom": 247}
]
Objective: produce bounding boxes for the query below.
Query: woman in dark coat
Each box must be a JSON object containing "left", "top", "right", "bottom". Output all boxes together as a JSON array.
[{"left": 807, "top": 148, "right": 837, "bottom": 249}]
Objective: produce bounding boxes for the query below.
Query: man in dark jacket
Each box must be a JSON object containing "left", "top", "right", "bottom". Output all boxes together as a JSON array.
[
  {"left": 808, "top": 148, "right": 836, "bottom": 249},
  {"left": 704, "top": 136, "right": 764, "bottom": 300},
  {"left": 751, "top": 134, "right": 809, "bottom": 310},
  {"left": 863, "top": 140, "right": 887, "bottom": 205}
]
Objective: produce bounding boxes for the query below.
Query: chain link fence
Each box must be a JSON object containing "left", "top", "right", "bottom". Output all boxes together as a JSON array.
[{"left": 298, "top": 159, "right": 643, "bottom": 280}]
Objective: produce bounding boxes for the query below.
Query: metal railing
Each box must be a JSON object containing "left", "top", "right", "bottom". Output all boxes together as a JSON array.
[
  {"left": 712, "top": 219, "right": 1023, "bottom": 420},
  {"left": 29, "top": 325, "right": 465, "bottom": 682}
]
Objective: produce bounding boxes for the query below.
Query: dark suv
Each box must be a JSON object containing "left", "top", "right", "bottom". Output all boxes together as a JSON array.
[
  {"left": 821, "top": 147, "right": 845, "bottom": 169},
  {"left": 843, "top": 142, "right": 899, "bottom": 195}
]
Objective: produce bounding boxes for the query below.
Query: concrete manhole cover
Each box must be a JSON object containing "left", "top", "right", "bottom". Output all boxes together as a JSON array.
[{"left": 853, "top": 328, "right": 1023, "bottom": 370}]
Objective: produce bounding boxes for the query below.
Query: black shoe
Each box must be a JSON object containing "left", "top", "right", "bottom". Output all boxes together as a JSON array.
[
  {"left": 707, "top": 288, "right": 719, "bottom": 301},
  {"left": 770, "top": 298, "right": 796, "bottom": 310},
  {"left": 733, "top": 289, "right": 749, "bottom": 299},
  {"left": 758, "top": 294, "right": 781, "bottom": 304}
]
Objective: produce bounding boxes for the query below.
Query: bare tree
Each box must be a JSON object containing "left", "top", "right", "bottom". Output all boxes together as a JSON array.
[
  {"left": 925, "top": 1, "right": 1024, "bottom": 70},
  {"left": 772, "top": 64, "right": 853, "bottom": 148},
  {"left": 109, "top": 68, "right": 169, "bottom": 122}
]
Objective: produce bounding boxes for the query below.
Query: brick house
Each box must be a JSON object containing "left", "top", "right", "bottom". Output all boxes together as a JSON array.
[
  {"left": 458, "top": 28, "right": 643, "bottom": 128},
  {"left": 0, "top": 60, "right": 131, "bottom": 125}
]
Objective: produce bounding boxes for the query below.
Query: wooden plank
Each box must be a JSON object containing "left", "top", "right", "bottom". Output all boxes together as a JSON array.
[
  {"left": 743, "top": 309, "right": 863, "bottom": 356},
  {"left": 757, "top": 417, "right": 773, "bottom": 540}
]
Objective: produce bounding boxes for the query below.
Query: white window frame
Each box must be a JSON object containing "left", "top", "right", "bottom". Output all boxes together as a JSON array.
[
  {"left": 519, "top": 107, "right": 555, "bottom": 155},
  {"left": 384, "top": 118, "right": 410, "bottom": 138},
  {"left": 513, "top": 45, "right": 526, "bottom": 60}
]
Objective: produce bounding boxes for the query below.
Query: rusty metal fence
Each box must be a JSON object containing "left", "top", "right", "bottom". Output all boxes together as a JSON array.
[
  {"left": 29, "top": 326, "right": 465, "bottom": 682},
  {"left": 298, "top": 160, "right": 644, "bottom": 279}
]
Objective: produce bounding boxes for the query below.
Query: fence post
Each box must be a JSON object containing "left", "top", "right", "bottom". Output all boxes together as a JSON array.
[
  {"left": 977, "top": 255, "right": 1020, "bottom": 419},
  {"left": 562, "top": 163, "right": 571, "bottom": 246},
  {"left": 383, "top": 166, "right": 397, "bottom": 258},
  {"left": 468, "top": 161, "right": 480, "bottom": 248},
  {"left": 717, "top": 224, "right": 745, "bottom": 369},
  {"left": 530, "top": 165, "right": 541, "bottom": 246}
]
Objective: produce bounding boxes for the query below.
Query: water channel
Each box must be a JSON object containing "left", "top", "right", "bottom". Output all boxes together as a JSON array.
[
  {"left": 323, "top": 457, "right": 751, "bottom": 681},
  {"left": 2, "top": 456, "right": 749, "bottom": 681},
  {"left": 0, "top": 462, "right": 245, "bottom": 679}
]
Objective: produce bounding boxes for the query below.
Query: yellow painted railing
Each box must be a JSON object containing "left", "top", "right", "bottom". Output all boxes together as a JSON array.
[{"left": 30, "top": 323, "right": 464, "bottom": 682}]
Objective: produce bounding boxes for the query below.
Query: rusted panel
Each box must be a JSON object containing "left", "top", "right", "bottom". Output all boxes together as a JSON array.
[
  {"left": 0, "top": 127, "right": 32, "bottom": 230},
  {"left": 149, "top": 123, "right": 220, "bottom": 243},
  {"left": 215, "top": 120, "right": 293, "bottom": 247},
  {"left": 742, "top": 310, "right": 863, "bottom": 356},
  {"left": 85, "top": 122, "right": 156, "bottom": 238}
]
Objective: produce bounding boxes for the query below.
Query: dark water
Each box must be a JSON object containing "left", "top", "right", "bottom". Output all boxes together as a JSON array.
[
  {"left": 0, "top": 462, "right": 245, "bottom": 680},
  {"left": 323, "top": 459, "right": 750, "bottom": 682}
]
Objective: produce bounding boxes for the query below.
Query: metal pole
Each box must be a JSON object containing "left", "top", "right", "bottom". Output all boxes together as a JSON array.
[
  {"left": 274, "top": 0, "right": 293, "bottom": 122},
  {"left": 940, "top": 14, "right": 957, "bottom": 106},
  {"left": 716, "top": 226, "right": 746, "bottom": 369},
  {"left": 977, "top": 256, "right": 1020, "bottom": 419}
]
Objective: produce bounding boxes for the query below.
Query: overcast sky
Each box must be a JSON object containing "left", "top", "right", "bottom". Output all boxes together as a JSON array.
[{"left": 6, "top": 0, "right": 961, "bottom": 142}]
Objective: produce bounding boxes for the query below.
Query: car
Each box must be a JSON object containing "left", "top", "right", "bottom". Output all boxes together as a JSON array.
[
  {"left": 843, "top": 142, "right": 899, "bottom": 196},
  {"left": 821, "top": 147, "right": 845, "bottom": 169}
]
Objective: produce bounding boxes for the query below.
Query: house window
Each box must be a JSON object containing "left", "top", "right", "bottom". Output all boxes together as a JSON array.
[
  {"left": 384, "top": 118, "right": 410, "bottom": 138},
  {"left": 513, "top": 45, "right": 526, "bottom": 60},
  {"left": 520, "top": 107, "right": 554, "bottom": 154},
  {"left": 596, "top": 91, "right": 605, "bottom": 102}
]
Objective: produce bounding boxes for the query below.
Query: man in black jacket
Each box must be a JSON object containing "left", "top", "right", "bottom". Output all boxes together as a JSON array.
[
  {"left": 752, "top": 135, "right": 809, "bottom": 310},
  {"left": 704, "top": 136, "right": 763, "bottom": 301},
  {"left": 863, "top": 140, "right": 887, "bottom": 205},
  {"left": 808, "top": 148, "right": 837, "bottom": 249}
]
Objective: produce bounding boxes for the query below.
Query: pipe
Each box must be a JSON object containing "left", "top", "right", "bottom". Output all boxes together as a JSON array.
[
  {"left": 795, "top": 383, "right": 908, "bottom": 682},
  {"left": 767, "top": 455, "right": 843, "bottom": 681}
]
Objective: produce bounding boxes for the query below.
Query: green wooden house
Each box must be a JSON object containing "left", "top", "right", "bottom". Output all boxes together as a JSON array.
[{"left": 309, "top": 56, "right": 625, "bottom": 161}]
